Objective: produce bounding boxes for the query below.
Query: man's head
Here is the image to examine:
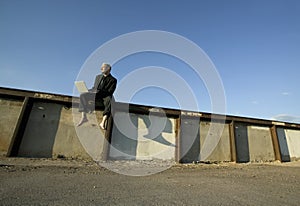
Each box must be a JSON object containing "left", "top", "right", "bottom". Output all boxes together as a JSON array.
[{"left": 101, "top": 63, "right": 111, "bottom": 76}]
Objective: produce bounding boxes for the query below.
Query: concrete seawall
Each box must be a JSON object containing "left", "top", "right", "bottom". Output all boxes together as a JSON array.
[{"left": 1, "top": 87, "right": 300, "bottom": 163}]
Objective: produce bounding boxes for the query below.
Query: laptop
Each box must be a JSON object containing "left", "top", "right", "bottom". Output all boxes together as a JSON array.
[{"left": 75, "top": 81, "right": 89, "bottom": 94}]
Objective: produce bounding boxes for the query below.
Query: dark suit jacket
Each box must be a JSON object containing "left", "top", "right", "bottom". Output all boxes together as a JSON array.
[{"left": 90, "top": 73, "right": 117, "bottom": 98}]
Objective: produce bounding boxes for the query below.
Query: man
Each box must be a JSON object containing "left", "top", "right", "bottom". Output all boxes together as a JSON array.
[{"left": 77, "top": 63, "right": 117, "bottom": 129}]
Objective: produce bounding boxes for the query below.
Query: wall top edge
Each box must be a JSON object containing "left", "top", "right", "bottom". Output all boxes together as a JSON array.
[{"left": 1, "top": 86, "right": 300, "bottom": 128}]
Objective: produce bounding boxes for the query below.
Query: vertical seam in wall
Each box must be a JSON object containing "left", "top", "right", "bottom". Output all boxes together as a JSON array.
[
  {"left": 175, "top": 116, "right": 181, "bottom": 163},
  {"left": 270, "top": 125, "right": 282, "bottom": 162},
  {"left": 229, "top": 120, "right": 237, "bottom": 162}
]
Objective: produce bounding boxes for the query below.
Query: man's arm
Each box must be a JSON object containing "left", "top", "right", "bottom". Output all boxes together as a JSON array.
[{"left": 89, "top": 75, "right": 102, "bottom": 92}]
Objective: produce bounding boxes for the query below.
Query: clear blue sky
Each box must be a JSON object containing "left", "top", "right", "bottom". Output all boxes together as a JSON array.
[{"left": 1, "top": 0, "right": 300, "bottom": 123}]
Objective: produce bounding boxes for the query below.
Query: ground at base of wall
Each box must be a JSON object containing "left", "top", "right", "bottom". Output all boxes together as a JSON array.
[
  {"left": 1, "top": 157, "right": 300, "bottom": 206},
  {"left": 2, "top": 156, "right": 300, "bottom": 168}
]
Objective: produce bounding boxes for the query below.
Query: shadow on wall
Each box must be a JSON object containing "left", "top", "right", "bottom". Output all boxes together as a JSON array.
[
  {"left": 18, "top": 102, "right": 62, "bottom": 158},
  {"left": 110, "top": 113, "right": 139, "bottom": 160},
  {"left": 276, "top": 128, "right": 291, "bottom": 162},
  {"left": 109, "top": 113, "right": 175, "bottom": 160},
  {"left": 179, "top": 117, "right": 200, "bottom": 163},
  {"left": 235, "top": 124, "right": 250, "bottom": 163},
  {"left": 141, "top": 115, "right": 175, "bottom": 147},
  {"left": 235, "top": 124, "right": 292, "bottom": 163}
]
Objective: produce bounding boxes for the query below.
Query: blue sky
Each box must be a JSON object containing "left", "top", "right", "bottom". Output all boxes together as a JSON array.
[{"left": 1, "top": 0, "right": 300, "bottom": 123}]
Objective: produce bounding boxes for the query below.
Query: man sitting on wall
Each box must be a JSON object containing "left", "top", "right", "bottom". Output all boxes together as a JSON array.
[{"left": 77, "top": 63, "right": 117, "bottom": 129}]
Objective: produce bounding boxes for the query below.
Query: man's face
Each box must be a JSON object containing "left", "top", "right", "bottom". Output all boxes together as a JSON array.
[{"left": 101, "top": 65, "right": 109, "bottom": 75}]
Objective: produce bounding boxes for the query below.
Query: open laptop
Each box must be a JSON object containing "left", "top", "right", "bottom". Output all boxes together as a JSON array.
[{"left": 75, "top": 81, "right": 88, "bottom": 94}]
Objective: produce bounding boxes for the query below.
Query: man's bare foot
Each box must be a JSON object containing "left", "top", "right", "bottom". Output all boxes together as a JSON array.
[
  {"left": 77, "top": 117, "right": 88, "bottom": 127},
  {"left": 99, "top": 121, "right": 106, "bottom": 130}
]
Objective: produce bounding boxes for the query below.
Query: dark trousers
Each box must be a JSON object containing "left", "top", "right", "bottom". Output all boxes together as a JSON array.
[{"left": 78, "top": 92, "right": 113, "bottom": 116}]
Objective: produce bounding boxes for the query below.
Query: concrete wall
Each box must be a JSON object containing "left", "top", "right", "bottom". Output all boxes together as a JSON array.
[
  {"left": 109, "top": 112, "right": 138, "bottom": 160},
  {"left": 0, "top": 98, "right": 23, "bottom": 156},
  {"left": 235, "top": 124, "right": 275, "bottom": 162},
  {"left": 109, "top": 112, "right": 176, "bottom": 160},
  {"left": 248, "top": 126, "right": 275, "bottom": 162},
  {"left": 276, "top": 128, "right": 291, "bottom": 162},
  {"left": 200, "top": 121, "right": 231, "bottom": 162},
  {"left": 71, "top": 110, "right": 106, "bottom": 161},
  {"left": 1, "top": 88, "right": 300, "bottom": 164},
  {"left": 179, "top": 118, "right": 231, "bottom": 163},
  {"left": 179, "top": 117, "right": 200, "bottom": 163},
  {"left": 281, "top": 129, "right": 300, "bottom": 160},
  {"left": 18, "top": 101, "right": 91, "bottom": 159}
]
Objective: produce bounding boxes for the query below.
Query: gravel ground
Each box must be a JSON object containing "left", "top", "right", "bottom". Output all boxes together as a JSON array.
[{"left": 1, "top": 157, "right": 300, "bottom": 205}]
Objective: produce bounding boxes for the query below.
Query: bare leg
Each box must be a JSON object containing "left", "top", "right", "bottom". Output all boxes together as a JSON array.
[
  {"left": 99, "top": 115, "right": 107, "bottom": 130},
  {"left": 77, "top": 112, "right": 88, "bottom": 127}
]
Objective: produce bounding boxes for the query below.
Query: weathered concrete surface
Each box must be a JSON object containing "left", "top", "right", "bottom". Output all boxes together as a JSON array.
[
  {"left": 235, "top": 124, "right": 275, "bottom": 162},
  {"left": 200, "top": 121, "right": 231, "bottom": 162},
  {"left": 276, "top": 127, "right": 292, "bottom": 162},
  {"left": 18, "top": 102, "right": 62, "bottom": 157},
  {"left": 109, "top": 112, "right": 176, "bottom": 160},
  {"left": 136, "top": 114, "right": 175, "bottom": 160},
  {"left": 53, "top": 105, "right": 88, "bottom": 158},
  {"left": 179, "top": 117, "right": 200, "bottom": 163},
  {"left": 109, "top": 112, "right": 139, "bottom": 160},
  {"left": 67, "top": 109, "right": 105, "bottom": 161},
  {"left": 1, "top": 87, "right": 300, "bottom": 164},
  {"left": 18, "top": 102, "right": 92, "bottom": 159},
  {"left": 284, "top": 129, "right": 300, "bottom": 160},
  {"left": 235, "top": 124, "right": 250, "bottom": 162},
  {"left": 248, "top": 125, "right": 275, "bottom": 162},
  {"left": 0, "top": 98, "right": 23, "bottom": 156},
  {"left": 179, "top": 119, "right": 231, "bottom": 163}
]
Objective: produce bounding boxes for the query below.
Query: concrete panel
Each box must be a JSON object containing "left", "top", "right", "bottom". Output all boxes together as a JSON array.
[
  {"left": 276, "top": 128, "right": 291, "bottom": 162},
  {"left": 248, "top": 126, "right": 275, "bottom": 162},
  {"left": 72, "top": 110, "right": 105, "bottom": 161},
  {"left": 109, "top": 112, "right": 138, "bottom": 160},
  {"left": 179, "top": 117, "right": 200, "bottom": 163},
  {"left": 18, "top": 102, "right": 61, "bottom": 157},
  {"left": 53, "top": 106, "right": 93, "bottom": 160},
  {"left": 235, "top": 124, "right": 275, "bottom": 162},
  {"left": 109, "top": 112, "right": 176, "bottom": 161},
  {"left": 136, "top": 114, "right": 175, "bottom": 160},
  {"left": 284, "top": 129, "right": 300, "bottom": 160},
  {"left": 18, "top": 102, "right": 91, "bottom": 159},
  {"left": 235, "top": 124, "right": 250, "bottom": 163},
  {"left": 0, "top": 98, "right": 23, "bottom": 156},
  {"left": 200, "top": 121, "right": 231, "bottom": 162}
]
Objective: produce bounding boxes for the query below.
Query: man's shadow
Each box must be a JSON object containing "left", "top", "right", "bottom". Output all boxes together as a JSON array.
[
  {"left": 109, "top": 112, "right": 175, "bottom": 160},
  {"left": 141, "top": 115, "right": 175, "bottom": 147}
]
